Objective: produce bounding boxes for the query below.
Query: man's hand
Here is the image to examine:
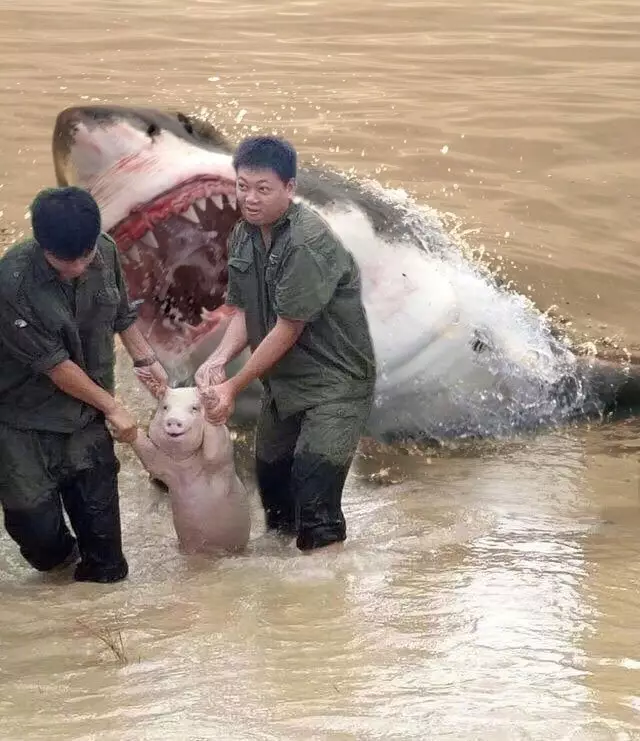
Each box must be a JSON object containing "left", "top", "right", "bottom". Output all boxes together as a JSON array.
[
  {"left": 195, "top": 360, "right": 227, "bottom": 393},
  {"left": 193, "top": 309, "right": 249, "bottom": 393},
  {"left": 105, "top": 402, "right": 138, "bottom": 444},
  {"left": 135, "top": 360, "right": 169, "bottom": 399},
  {"left": 201, "top": 381, "right": 236, "bottom": 425}
]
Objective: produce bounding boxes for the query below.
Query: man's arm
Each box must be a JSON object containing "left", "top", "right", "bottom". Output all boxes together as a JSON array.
[
  {"left": 194, "top": 308, "right": 249, "bottom": 390},
  {"left": 201, "top": 315, "right": 303, "bottom": 424},
  {"left": 119, "top": 322, "right": 158, "bottom": 365},
  {"left": 226, "top": 316, "right": 303, "bottom": 396},
  {"left": 105, "top": 233, "right": 159, "bottom": 366},
  {"left": 108, "top": 233, "right": 140, "bottom": 335},
  {"left": 46, "top": 360, "right": 118, "bottom": 416},
  {"left": 204, "top": 308, "right": 249, "bottom": 367},
  {"left": 104, "top": 236, "right": 170, "bottom": 390},
  {"left": 0, "top": 297, "right": 137, "bottom": 441},
  {"left": 119, "top": 322, "right": 170, "bottom": 399},
  {"left": 47, "top": 361, "right": 137, "bottom": 442}
]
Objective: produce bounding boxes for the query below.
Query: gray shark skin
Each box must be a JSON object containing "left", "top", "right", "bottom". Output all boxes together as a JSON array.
[{"left": 50, "top": 105, "right": 640, "bottom": 443}]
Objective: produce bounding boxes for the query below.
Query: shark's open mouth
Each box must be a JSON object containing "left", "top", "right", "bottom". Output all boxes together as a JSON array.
[{"left": 108, "top": 174, "right": 240, "bottom": 353}]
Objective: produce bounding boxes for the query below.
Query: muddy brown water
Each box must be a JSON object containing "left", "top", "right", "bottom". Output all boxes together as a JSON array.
[{"left": 1, "top": 1, "right": 640, "bottom": 739}]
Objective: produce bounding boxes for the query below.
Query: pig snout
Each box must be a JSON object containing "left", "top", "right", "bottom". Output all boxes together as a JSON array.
[{"left": 163, "top": 415, "right": 190, "bottom": 437}]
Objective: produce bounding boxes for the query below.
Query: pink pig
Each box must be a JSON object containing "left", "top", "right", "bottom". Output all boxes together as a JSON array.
[{"left": 130, "top": 383, "right": 251, "bottom": 555}]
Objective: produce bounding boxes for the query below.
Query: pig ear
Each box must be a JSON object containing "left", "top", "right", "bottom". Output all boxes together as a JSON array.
[
  {"left": 135, "top": 370, "right": 168, "bottom": 400},
  {"left": 147, "top": 377, "right": 168, "bottom": 399}
]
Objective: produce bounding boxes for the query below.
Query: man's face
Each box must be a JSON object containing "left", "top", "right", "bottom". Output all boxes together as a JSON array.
[
  {"left": 44, "top": 247, "right": 97, "bottom": 280},
  {"left": 236, "top": 167, "right": 294, "bottom": 227}
]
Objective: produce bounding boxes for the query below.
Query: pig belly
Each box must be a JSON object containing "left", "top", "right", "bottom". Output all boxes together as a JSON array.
[{"left": 168, "top": 475, "right": 251, "bottom": 555}]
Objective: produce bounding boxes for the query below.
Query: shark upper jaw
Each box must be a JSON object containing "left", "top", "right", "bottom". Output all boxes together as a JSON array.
[
  {"left": 108, "top": 174, "right": 237, "bottom": 252},
  {"left": 52, "top": 106, "right": 243, "bottom": 355},
  {"left": 52, "top": 105, "right": 238, "bottom": 236}
]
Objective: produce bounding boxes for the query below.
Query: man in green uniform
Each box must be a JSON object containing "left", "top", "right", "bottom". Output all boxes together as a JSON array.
[
  {"left": 0, "top": 186, "right": 167, "bottom": 583},
  {"left": 195, "top": 136, "right": 376, "bottom": 552}
]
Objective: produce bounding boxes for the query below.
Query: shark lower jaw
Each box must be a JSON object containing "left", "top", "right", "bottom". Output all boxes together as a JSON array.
[{"left": 105, "top": 175, "right": 241, "bottom": 359}]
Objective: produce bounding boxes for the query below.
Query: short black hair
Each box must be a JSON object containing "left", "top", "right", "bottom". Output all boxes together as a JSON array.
[
  {"left": 31, "top": 186, "right": 101, "bottom": 260},
  {"left": 232, "top": 136, "right": 297, "bottom": 183}
]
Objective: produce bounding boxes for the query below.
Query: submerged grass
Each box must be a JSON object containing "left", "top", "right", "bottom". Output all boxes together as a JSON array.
[{"left": 76, "top": 618, "right": 130, "bottom": 666}]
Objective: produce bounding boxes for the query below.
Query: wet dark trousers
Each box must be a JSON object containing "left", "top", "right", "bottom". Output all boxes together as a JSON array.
[
  {"left": 3, "top": 459, "right": 128, "bottom": 582},
  {"left": 256, "top": 455, "right": 350, "bottom": 551},
  {"left": 0, "top": 419, "right": 128, "bottom": 583},
  {"left": 255, "top": 396, "right": 371, "bottom": 551}
]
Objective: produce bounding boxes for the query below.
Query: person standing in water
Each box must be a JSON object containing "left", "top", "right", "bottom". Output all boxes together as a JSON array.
[
  {"left": 195, "top": 136, "right": 376, "bottom": 553},
  {"left": 0, "top": 186, "right": 168, "bottom": 583}
]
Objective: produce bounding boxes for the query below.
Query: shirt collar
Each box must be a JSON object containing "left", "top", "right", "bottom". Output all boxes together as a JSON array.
[{"left": 272, "top": 200, "right": 299, "bottom": 231}]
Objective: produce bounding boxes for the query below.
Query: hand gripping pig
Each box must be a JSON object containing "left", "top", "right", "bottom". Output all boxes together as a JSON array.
[{"left": 130, "top": 380, "right": 251, "bottom": 555}]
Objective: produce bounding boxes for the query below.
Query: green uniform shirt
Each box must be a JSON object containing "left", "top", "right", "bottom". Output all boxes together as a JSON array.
[
  {"left": 225, "top": 200, "right": 376, "bottom": 418},
  {"left": 0, "top": 233, "right": 138, "bottom": 433}
]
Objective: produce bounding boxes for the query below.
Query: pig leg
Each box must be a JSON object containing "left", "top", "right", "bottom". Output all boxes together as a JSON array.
[
  {"left": 201, "top": 422, "right": 236, "bottom": 471},
  {"left": 130, "top": 432, "right": 176, "bottom": 489},
  {"left": 202, "top": 422, "right": 249, "bottom": 511}
]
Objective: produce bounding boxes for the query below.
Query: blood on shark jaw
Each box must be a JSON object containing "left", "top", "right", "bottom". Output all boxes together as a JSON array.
[{"left": 107, "top": 176, "right": 241, "bottom": 359}]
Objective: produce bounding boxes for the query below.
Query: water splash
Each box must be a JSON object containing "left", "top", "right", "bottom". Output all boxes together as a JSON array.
[{"left": 319, "top": 174, "right": 593, "bottom": 440}]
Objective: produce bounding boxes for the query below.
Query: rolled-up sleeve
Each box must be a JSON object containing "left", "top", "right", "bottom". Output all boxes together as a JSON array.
[
  {"left": 0, "top": 298, "right": 69, "bottom": 373},
  {"left": 275, "top": 246, "right": 342, "bottom": 322},
  {"left": 111, "top": 241, "right": 139, "bottom": 333}
]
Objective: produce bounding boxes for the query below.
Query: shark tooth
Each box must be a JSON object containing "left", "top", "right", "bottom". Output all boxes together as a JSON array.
[
  {"left": 128, "top": 243, "right": 142, "bottom": 262},
  {"left": 210, "top": 195, "right": 223, "bottom": 210},
  {"left": 182, "top": 205, "right": 201, "bottom": 225},
  {"left": 139, "top": 231, "right": 160, "bottom": 250},
  {"left": 225, "top": 193, "right": 237, "bottom": 210},
  {"left": 195, "top": 197, "right": 208, "bottom": 212}
]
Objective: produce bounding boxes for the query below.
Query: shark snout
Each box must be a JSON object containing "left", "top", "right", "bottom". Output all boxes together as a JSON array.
[{"left": 71, "top": 122, "right": 103, "bottom": 155}]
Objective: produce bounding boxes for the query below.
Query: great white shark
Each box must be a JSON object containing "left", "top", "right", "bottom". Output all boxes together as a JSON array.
[{"left": 50, "top": 105, "right": 640, "bottom": 442}]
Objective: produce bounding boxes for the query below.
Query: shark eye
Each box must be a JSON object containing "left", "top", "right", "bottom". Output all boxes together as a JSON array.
[
  {"left": 191, "top": 404, "right": 201, "bottom": 412},
  {"left": 146, "top": 123, "right": 160, "bottom": 137},
  {"left": 177, "top": 113, "right": 194, "bottom": 135},
  {"left": 162, "top": 404, "right": 169, "bottom": 411}
]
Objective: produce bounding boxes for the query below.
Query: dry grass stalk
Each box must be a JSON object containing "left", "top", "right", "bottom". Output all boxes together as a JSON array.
[{"left": 76, "top": 618, "right": 129, "bottom": 665}]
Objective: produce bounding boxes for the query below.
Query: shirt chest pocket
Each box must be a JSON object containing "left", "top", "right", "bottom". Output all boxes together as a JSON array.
[
  {"left": 81, "top": 285, "right": 121, "bottom": 376},
  {"left": 264, "top": 253, "right": 283, "bottom": 304},
  {"left": 90, "top": 285, "right": 120, "bottom": 327},
  {"left": 228, "top": 257, "right": 252, "bottom": 274},
  {"left": 228, "top": 256, "right": 253, "bottom": 300}
]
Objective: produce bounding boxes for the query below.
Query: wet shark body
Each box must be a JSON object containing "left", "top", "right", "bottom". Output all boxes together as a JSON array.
[{"left": 51, "top": 105, "right": 640, "bottom": 442}]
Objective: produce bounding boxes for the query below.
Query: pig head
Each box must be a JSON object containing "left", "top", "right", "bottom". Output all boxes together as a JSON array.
[{"left": 147, "top": 386, "right": 207, "bottom": 458}]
